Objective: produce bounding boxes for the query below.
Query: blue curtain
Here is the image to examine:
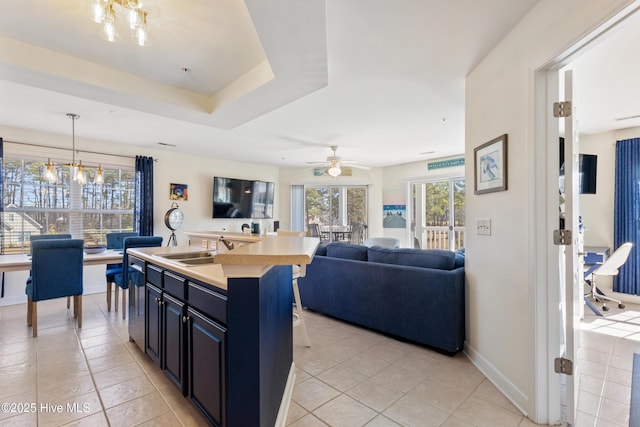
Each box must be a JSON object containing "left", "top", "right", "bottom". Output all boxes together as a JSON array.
[
  {"left": 614, "top": 138, "right": 640, "bottom": 294},
  {"left": 134, "top": 156, "right": 154, "bottom": 236}
]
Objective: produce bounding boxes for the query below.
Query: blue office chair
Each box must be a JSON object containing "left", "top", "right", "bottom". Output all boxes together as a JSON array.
[
  {"left": 105, "top": 232, "right": 138, "bottom": 312},
  {"left": 26, "top": 239, "right": 84, "bottom": 337},
  {"left": 113, "top": 236, "right": 162, "bottom": 319},
  {"left": 27, "top": 234, "right": 73, "bottom": 308}
]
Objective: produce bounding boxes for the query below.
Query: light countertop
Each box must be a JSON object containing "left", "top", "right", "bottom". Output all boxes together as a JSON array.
[{"left": 128, "top": 235, "right": 318, "bottom": 287}]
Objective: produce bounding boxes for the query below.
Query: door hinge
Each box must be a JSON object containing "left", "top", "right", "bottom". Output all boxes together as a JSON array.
[
  {"left": 554, "top": 357, "right": 573, "bottom": 375},
  {"left": 553, "top": 229, "right": 572, "bottom": 245},
  {"left": 553, "top": 101, "right": 572, "bottom": 118}
]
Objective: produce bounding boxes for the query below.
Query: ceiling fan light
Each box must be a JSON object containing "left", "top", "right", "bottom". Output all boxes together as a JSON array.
[{"left": 327, "top": 164, "right": 341, "bottom": 177}]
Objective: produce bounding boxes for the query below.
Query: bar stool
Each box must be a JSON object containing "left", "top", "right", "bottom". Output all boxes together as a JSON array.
[{"left": 277, "top": 229, "right": 312, "bottom": 347}]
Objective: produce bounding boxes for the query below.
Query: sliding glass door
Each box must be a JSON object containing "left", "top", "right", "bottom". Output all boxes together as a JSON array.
[
  {"left": 304, "top": 185, "right": 368, "bottom": 243},
  {"left": 410, "top": 179, "right": 465, "bottom": 251}
]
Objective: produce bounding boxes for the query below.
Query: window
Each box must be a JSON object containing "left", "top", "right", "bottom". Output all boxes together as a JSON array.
[
  {"left": 1, "top": 158, "right": 134, "bottom": 254},
  {"left": 304, "top": 185, "right": 368, "bottom": 243}
]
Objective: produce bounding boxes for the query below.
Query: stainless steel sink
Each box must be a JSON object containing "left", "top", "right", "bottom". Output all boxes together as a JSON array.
[
  {"left": 160, "top": 251, "right": 213, "bottom": 260},
  {"left": 154, "top": 251, "right": 215, "bottom": 266},
  {"left": 180, "top": 257, "right": 215, "bottom": 265}
]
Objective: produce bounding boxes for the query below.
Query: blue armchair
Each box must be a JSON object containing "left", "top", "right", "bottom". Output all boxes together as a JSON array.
[
  {"left": 26, "top": 239, "right": 84, "bottom": 337},
  {"left": 105, "top": 232, "right": 138, "bottom": 312},
  {"left": 113, "top": 236, "right": 162, "bottom": 319}
]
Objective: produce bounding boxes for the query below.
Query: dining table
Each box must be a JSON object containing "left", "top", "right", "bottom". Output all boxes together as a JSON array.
[{"left": 0, "top": 249, "right": 123, "bottom": 272}]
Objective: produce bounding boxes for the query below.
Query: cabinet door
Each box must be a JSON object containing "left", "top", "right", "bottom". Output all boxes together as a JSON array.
[
  {"left": 145, "top": 284, "right": 162, "bottom": 364},
  {"left": 187, "top": 307, "right": 226, "bottom": 427},
  {"left": 163, "top": 293, "right": 186, "bottom": 394}
]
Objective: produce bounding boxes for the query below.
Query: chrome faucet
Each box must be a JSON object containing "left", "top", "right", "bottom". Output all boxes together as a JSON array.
[{"left": 219, "top": 238, "right": 234, "bottom": 251}]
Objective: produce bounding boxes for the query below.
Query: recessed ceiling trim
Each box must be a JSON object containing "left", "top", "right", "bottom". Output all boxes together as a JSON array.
[
  {"left": 206, "top": 60, "right": 274, "bottom": 113},
  {"left": 0, "top": 35, "right": 210, "bottom": 110}
]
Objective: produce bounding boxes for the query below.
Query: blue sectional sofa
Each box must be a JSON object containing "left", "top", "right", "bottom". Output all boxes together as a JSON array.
[{"left": 297, "top": 243, "right": 465, "bottom": 355}]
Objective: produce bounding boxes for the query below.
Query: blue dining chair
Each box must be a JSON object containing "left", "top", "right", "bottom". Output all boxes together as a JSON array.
[
  {"left": 113, "top": 236, "right": 162, "bottom": 319},
  {"left": 105, "top": 232, "right": 138, "bottom": 312},
  {"left": 26, "top": 239, "right": 84, "bottom": 337},
  {"left": 27, "top": 234, "right": 73, "bottom": 308}
]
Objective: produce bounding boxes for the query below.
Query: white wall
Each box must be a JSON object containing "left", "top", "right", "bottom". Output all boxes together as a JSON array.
[
  {"left": 464, "top": 0, "right": 634, "bottom": 421},
  {"left": 0, "top": 125, "right": 279, "bottom": 306},
  {"left": 580, "top": 131, "right": 616, "bottom": 248}
]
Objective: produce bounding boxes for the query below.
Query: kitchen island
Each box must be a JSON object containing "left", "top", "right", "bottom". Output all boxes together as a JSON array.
[{"left": 127, "top": 235, "right": 318, "bottom": 427}]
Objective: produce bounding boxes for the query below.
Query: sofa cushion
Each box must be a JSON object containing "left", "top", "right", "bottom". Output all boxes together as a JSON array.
[
  {"left": 393, "top": 248, "right": 456, "bottom": 270},
  {"left": 367, "top": 245, "right": 395, "bottom": 263},
  {"left": 326, "top": 243, "right": 368, "bottom": 261},
  {"left": 315, "top": 244, "right": 328, "bottom": 256}
]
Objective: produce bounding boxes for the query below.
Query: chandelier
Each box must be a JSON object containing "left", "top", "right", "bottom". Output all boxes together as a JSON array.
[
  {"left": 88, "top": 0, "right": 151, "bottom": 46},
  {"left": 43, "top": 114, "right": 104, "bottom": 185}
]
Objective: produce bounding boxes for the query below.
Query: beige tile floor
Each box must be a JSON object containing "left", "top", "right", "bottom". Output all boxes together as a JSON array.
[
  {"left": 0, "top": 292, "right": 636, "bottom": 426},
  {"left": 576, "top": 301, "right": 640, "bottom": 426}
]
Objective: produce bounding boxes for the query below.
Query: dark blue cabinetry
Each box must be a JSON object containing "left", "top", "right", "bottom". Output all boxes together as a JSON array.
[{"left": 132, "top": 254, "right": 292, "bottom": 427}]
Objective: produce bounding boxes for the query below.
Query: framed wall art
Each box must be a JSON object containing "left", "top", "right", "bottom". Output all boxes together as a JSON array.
[
  {"left": 474, "top": 134, "right": 508, "bottom": 195},
  {"left": 170, "top": 183, "right": 188, "bottom": 201}
]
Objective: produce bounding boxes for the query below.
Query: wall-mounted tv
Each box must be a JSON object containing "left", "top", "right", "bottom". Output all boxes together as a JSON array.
[
  {"left": 212, "top": 177, "right": 275, "bottom": 219},
  {"left": 559, "top": 137, "right": 597, "bottom": 194},
  {"left": 212, "top": 177, "right": 254, "bottom": 218}
]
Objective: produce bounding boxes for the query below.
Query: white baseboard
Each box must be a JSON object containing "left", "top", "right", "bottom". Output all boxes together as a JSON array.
[
  {"left": 464, "top": 341, "right": 529, "bottom": 418},
  {"left": 275, "top": 362, "right": 297, "bottom": 427}
]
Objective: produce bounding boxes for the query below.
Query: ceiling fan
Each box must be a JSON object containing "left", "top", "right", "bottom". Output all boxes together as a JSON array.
[{"left": 306, "top": 146, "right": 371, "bottom": 177}]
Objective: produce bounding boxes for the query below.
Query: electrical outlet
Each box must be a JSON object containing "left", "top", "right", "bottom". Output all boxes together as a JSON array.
[{"left": 477, "top": 218, "right": 491, "bottom": 236}]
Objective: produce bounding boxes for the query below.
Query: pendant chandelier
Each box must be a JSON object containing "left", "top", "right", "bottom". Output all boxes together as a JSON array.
[
  {"left": 65, "top": 114, "right": 86, "bottom": 185},
  {"left": 43, "top": 114, "right": 104, "bottom": 185},
  {"left": 88, "top": 0, "right": 151, "bottom": 47}
]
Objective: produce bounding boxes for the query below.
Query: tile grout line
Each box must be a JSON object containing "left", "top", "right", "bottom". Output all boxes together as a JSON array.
[{"left": 75, "top": 297, "right": 112, "bottom": 427}]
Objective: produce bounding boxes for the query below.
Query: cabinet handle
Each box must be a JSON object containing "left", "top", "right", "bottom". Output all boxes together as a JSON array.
[
  {"left": 182, "top": 316, "right": 189, "bottom": 323},
  {"left": 154, "top": 297, "right": 160, "bottom": 303}
]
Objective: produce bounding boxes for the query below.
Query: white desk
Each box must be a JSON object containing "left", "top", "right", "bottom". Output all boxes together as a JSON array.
[{"left": 0, "top": 250, "right": 123, "bottom": 272}]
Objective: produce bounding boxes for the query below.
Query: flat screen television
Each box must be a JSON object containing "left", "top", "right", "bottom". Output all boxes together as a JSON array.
[
  {"left": 559, "top": 137, "right": 597, "bottom": 194},
  {"left": 212, "top": 177, "right": 254, "bottom": 218},
  {"left": 212, "top": 177, "right": 275, "bottom": 219}
]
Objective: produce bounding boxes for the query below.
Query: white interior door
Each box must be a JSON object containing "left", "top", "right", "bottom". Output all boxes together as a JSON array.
[{"left": 559, "top": 68, "right": 581, "bottom": 425}]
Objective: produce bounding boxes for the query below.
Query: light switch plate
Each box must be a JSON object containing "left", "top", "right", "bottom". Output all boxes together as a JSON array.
[{"left": 477, "top": 218, "right": 491, "bottom": 236}]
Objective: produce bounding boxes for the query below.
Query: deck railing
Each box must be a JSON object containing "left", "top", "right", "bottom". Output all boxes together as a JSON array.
[{"left": 420, "top": 226, "right": 465, "bottom": 250}]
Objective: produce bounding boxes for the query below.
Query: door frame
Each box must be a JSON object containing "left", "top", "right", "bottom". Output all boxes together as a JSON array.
[{"left": 532, "top": 2, "right": 640, "bottom": 423}]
